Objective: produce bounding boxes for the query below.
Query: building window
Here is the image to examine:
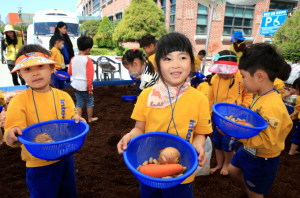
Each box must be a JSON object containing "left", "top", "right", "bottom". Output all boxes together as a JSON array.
[
  {"left": 161, "top": 0, "right": 166, "bottom": 20},
  {"left": 196, "top": 4, "right": 208, "bottom": 35},
  {"left": 89, "top": 1, "right": 92, "bottom": 13},
  {"left": 169, "top": 0, "right": 176, "bottom": 32},
  {"left": 83, "top": 7, "right": 85, "bottom": 15},
  {"left": 102, "top": 0, "right": 106, "bottom": 4},
  {"left": 269, "top": 1, "right": 296, "bottom": 11},
  {"left": 116, "top": 13, "right": 122, "bottom": 20},
  {"left": 223, "top": 3, "right": 255, "bottom": 37},
  {"left": 154, "top": 0, "right": 157, "bottom": 5},
  {"left": 109, "top": 16, "right": 114, "bottom": 22},
  {"left": 93, "top": 0, "right": 100, "bottom": 11}
]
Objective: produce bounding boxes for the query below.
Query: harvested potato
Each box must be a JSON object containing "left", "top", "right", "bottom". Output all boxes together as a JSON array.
[
  {"left": 153, "top": 159, "right": 158, "bottom": 164},
  {"left": 142, "top": 161, "right": 149, "bottom": 166},
  {"left": 33, "top": 133, "right": 54, "bottom": 143},
  {"left": 149, "top": 157, "right": 153, "bottom": 164},
  {"left": 162, "top": 176, "right": 173, "bottom": 179},
  {"left": 158, "top": 147, "right": 181, "bottom": 164}
]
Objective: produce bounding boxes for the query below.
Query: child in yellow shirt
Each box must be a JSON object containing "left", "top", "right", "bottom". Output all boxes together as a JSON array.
[
  {"left": 221, "top": 43, "right": 293, "bottom": 197},
  {"left": 50, "top": 35, "right": 65, "bottom": 90},
  {"left": 289, "top": 77, "right": 300, "bottom": 155},
  {"left": 197, "top": 74, "right": 214, "bottom": 97},
  {"left": 192, "top": 50, "right": 206, "bottom": 88},
  {"left": 274, "top": 62, "right": 291, "bottom": 98},
  {"left": 208, "top": 50, "right": 253, "bottom": 176},
  {"left": 140, "top": 34, "right": 158, "bottom": 72},
  {"left": 117, "top": 32, "right": 212, "bottom": 198},
  {"left": 0, "top": 90, "right": 6, "bottom": 145},
  {"left": 4, "top": 44, "right": 85, "bottom": 197}
]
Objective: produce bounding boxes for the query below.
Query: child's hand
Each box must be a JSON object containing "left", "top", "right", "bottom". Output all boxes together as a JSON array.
[
  {"left": 135, "top": 76, "right": 141, "bottom": 81},
  {"left": 89, "top": 91, "right": 93, "bottom": 95},
  {"left": 117, "top": 133, "right": 131, "bottom": 154},
  {"left": 5, "top": 127, "right": 22, "bottom": 146},
  {"left": 216, "top": 126, "right": 236, "bottom": 141},
  {"left": 194, "top": 144, "right": 207, "bottom": 167},
  {"left": 72, "top": 115, "right": 87, "bottom": 123},
  {"left": 290, "top": 113, "right": 294, "bottom": 120}
]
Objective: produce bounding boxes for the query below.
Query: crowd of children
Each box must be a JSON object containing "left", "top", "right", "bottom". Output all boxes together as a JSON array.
[{"left": 1, "top": 29, "right": 299, "bottom": 198}]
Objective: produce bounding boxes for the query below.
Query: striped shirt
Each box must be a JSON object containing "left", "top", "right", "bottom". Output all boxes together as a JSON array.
[{"left": 140, "top": 65, "right": 159, "bottom": 90}]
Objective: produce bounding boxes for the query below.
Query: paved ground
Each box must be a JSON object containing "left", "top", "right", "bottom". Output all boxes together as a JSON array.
[{"left": 0, "top": 63, "right": 14, "bottom": 87}]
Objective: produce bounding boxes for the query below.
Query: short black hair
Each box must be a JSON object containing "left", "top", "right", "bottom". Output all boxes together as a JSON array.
[
  {"left": 140, "top": 34, "right": 157, "bottom": 48},
  {"left": 50, "top": 35, "right": 65, "bottom": 49},
  {"left": 198, "top": 50, "right": 206, "bottom": 56},
  {"left": 155, "top": 32, "right": 195, "bottom": 79},
  {"left": 218, "top": 50, "right": 237, "bottom": 62},
  {"left": 292, "top": 77, "right": 300, "bottom": 90},
  {"left": 77, "top": 35, "right": 93, "bottom": 51},
  {"left": 277, "top": 62, "right": 291, "bottom": 81},
  {"left": 239, "top": 43, "right": 284, "bottom": 82}
]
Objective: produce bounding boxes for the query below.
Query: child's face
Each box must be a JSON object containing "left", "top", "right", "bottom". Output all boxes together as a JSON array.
[
  {"left": 55, "top": 40, "right": 64, "bottom": 49},
  {"left": 6, "top": 31, "right": 14, "bottom": 39},
  {"left": 127, "top": 58, "right": 144, "bottom": 76},
  {"left": 217, "top": 74, "right": 234, "bottom": 80},
  {"left": 142, "top": 43, "right": 155, "bottom": 56},
  {"left": 18, "top": 64, "right": 54, "bottom": 92},
  {"left": 240, "top": 69, "right": 258, "bottom": 93},
  {"left": 198, "top": 55, "right": 204, "bottom": 60},
  {"left": 160, "top": 51, "right": 191, "bottom": 87}
]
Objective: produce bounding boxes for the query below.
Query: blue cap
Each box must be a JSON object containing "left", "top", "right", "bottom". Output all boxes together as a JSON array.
[{"left": 233, "top": 31, "right": 245, "bottom": 41}]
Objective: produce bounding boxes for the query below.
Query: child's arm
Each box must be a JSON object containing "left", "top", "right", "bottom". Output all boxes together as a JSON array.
[
  {"left": 241, "top": 86, "right": 253, "bottom": 108},
  {"left": 192, "top": 134, "right": 207, "bottom": 166},
  {"left": 207, "top": 78, "right": 215, "bottom": 115},
  {"left": 86, "top": 57, "right": 94, "bottom": 92},
  {"left": 68, "top": 59, "right": 72, "bottom": 76},
  {"left": 117, "top": 120, "right": 145, "bottom": 154},
  {"left": 292, "top": 97, "right": 300, "bottom": 120}
]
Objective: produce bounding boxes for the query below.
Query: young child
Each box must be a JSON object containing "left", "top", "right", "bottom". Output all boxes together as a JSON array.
[
  {"left": 191, "top": 50, "right": 206, "bottom": 88},
  {"left": 3, "top": 44, "right": 85, "bottom": 197},
  {"left": 289, "top": 77, "right": 300, "bottom": 155},
  {"left": 0, "top": 90, "right": 6, "bottom": 145},
  {"left": 122, "top": 48, "right": 159, "bottom": 96},
  {"left": 50, "top": 35, "right": 65, "bottom": 90},
  {"left": 117, "top": 32, "right": 212, "bottom": 198},
  {"left": 197, "top": 74, "right": 214, "bottom": 97},
  {"left": 208, "top": 50, "right": 253, "bottom": 176},
  {"left": 224, "top": 43, "right": 293, "bottom": 197},
  {"left": 68, "top": 36, "right": 98, "bottom": 123},
  {"left": 140, "top": 34, "right": 158, "bottom": 72},
  {"left": 274, "top": 62, "right": 291, "bottom": 99}
]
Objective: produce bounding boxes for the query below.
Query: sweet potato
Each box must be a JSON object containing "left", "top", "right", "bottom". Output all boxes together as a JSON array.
[{"left": 139, "top": 164, "right": 183, "bottom": 178}]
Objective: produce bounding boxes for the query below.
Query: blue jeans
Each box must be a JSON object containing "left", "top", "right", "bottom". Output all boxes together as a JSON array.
[
  {"left": 26, "top": 155, "right": 77, "bottom": 198},
  {"left": 74, "top": 89, "right": 94, "bottom": 109},
  {"left": 51, "top": 73, "right": 65, "bottom": 90}
]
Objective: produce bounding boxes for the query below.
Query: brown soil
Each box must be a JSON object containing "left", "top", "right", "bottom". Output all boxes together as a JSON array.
[{"left": 0, "top": 85, "right": 300, "bottom": 198}]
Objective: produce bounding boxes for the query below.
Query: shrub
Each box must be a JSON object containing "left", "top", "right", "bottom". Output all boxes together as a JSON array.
[
  {"left": 80, "top": 20, "right": 101, "bottom": 36},
  {"left": 90, "top": 48, "right": 108, "bottom": 55}
]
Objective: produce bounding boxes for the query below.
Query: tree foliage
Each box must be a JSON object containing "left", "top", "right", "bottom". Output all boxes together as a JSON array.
[
  {"left": 80, "top": 20, "right": 101, "bottom": 36},
  {"left": 94, "top": 16, "right": 118, "bottom": 48},
  {"left": 113, "top": 0, "right": 167, "bottom": 42},
  {"left": 273, "top": 9, "right": 300, "bottom": 61}
]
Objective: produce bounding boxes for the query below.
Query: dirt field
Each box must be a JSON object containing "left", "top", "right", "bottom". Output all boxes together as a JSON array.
[{"left": 0, "top": 85, "right": 299, "bottom": 198}]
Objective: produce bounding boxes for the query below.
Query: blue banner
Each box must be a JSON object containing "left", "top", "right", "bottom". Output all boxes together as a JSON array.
[{"left": 260, "top": 10, "right": 288, "bottom": 35}]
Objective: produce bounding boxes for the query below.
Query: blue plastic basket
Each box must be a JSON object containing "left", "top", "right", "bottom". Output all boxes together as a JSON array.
[
  {"left": 18, "top": 119, "right": 89, "bottom": 160},
  {"left": 0, "top": 105, "right": 3, "bottom": 113},
  {"left": 213, "top": 103, "right": 268, "bottom": 139},
  {"left": 55, "top": 70, "right": 70, "bottom": 81},
  {"left": 196, "top": 72, "right": 205, "bottom": 79},
  {"left": 122, "top": 95, "right": 137, "bottom": 102},
  {"left": 123, "top": 132, "right": 198, "bottom": 188}
]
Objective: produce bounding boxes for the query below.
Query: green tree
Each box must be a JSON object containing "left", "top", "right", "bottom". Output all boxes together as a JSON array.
[
  {"left": 13, "top": 25, "right": 22, "bottom": 31},
  {"left": 80, "top": 20, "right": 101, "bottom": 36},
  {"left": 113, "top": 0, "right": 167, "bottom": 42},
  {"left": 96, "top": 16, "right": 112, "bottom": 47},
  {"left": 99, "top": 20, "right": 120, "bottom": 48},
  {"left": 273, "top": 10, "right": 300, "bottom": 62}
]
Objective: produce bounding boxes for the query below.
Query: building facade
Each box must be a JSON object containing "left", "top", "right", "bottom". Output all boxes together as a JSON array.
[{"left": 78, "top": 0, "right": 299, "bottom": 56}]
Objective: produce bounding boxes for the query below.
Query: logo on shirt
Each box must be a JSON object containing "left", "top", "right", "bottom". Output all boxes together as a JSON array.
[
  {"left": 186, "top": 120, "right": 196, "bottom": 141},
  {"left": 60, "top": 99, "right": 66, "bottom": 119},
  {"left": 265, "top": 117, "right": 279, "bottom": 129}
]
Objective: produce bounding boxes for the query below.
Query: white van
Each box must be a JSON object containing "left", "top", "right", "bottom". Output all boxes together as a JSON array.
[{"left": 27, "top": 9, "right": 80, "bottom": 54}]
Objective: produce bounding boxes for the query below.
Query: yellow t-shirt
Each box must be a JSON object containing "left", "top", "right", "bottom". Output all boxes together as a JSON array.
[
  {"left": 148, "top": 54, "right": 158, "bottom": 72},
  {"left": 4, "top": 88, "right": 77, "bottom": 167},
  {"left": 131, "top": 86, "right": 212, "bottom": 184},
  {"left": 197, "top": 82, "right": 209, "bottom": 97},
  {"left": 274, "top": 78, "right": 285, "bottom": 99},
  {"left": 50, "top": 47, "right": 64, "bottom": 70},
  {"left": 194, "top": 56, "right": 201, "bottom": 72},
  {"left": 208, "top": 70, "right": 253, "bottom": 114},
  {"left": 293, "top": 96, "right": 300, "bottom": 120},
  {"left": 239, "top": 91, "right": 293, "bottom": 158},
  {"left": 0, "top": 90, "right": 6, "bottom": 105}
]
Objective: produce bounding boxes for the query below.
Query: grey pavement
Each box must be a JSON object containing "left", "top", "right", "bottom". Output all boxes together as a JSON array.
[{"left": 0, "top": 63, "right": 14, "bottom": 87}]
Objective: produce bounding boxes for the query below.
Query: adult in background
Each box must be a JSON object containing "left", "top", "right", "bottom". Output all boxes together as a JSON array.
[
  {"left": 50, "top": 22, "right": 74, "bottom": 82},
  {"left": 3, "top": 25, "right": 25, "bottom": 85},
  {"left": 229, "top": 31, "right": 246, "bottom": 63}
]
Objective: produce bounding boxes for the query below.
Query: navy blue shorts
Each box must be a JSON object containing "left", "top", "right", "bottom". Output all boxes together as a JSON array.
[
  {"left": 74, "top": 89, "right": 94, "bottom": 109},
  {"left": 140, "top": 182, "right": 194, "bottom": 198},
  {"left": 51, "top": 73, "right": 65, "bottom": 90},
  {"left": 230, "top": 146, "right": 280, "bottom": 195},
  {"left": 26, "top": 155, "right": 77, "bottom": 198},
  {"left": 212, "top": 124, "right": 238, "bottom": 152},
  {"left": 291, "top": 122, "right": 300, "bottom": 146}
]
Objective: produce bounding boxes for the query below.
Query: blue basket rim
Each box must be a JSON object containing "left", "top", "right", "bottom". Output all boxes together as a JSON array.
[
  {"left": 123, "top": 132, "right": 199, "bottom": 183},
  {"left": 18, "top": 119, "right": 90, "bottom": 146},
  {"left": 122, "top": 95, "right": 137, "bottom": 98},
  {"left": 212, "top": 103, "right": 268, "bottom": 130}
]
